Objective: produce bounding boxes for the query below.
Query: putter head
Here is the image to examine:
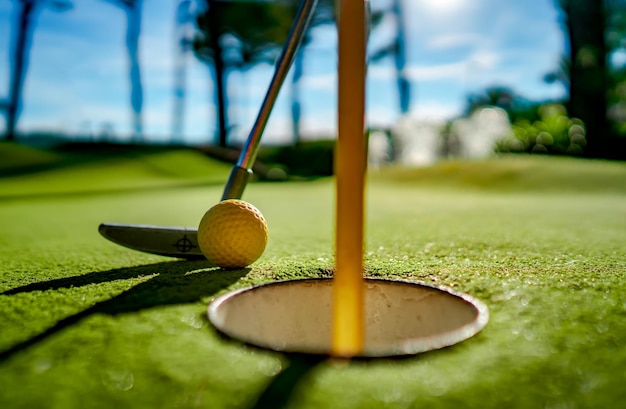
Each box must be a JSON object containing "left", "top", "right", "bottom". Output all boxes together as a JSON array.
[{"left": 98, "top": 223, "right": 206, "bottom": 260}]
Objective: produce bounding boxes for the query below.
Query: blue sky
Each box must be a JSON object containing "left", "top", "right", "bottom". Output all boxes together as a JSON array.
[{"left": 0, "top": 0, "right": 566, "bottom": 145}]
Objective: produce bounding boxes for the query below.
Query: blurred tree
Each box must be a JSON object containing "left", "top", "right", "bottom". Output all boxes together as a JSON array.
[
  {"left": 288, "top": 0, "right": 334, "bottom": 145},
  {"left": 465, "top": 86, "right": 541, "bottom": 123},
  {"left": 171, "top": 0, "right": 196, "bottom": 144},
  {"left": 466, "top": 86, "right": 516, "bottom": 115},
  {"left": 3, "top": 0, "right": 71, "bottom": 141},
  {"left": 550, "top": 0, "right": 626, "bottom": 158},
  {"left": 289, "top": 0, "right": 394, "bottom": 144},
  {"left": 290, "top": 46, "right": 304, "bottom": 144},
  {"left": 605, "top": 0, "right": 626, "bottom": 136},
  {"left": 194, "top": 0, "right": 294, "bottom": 147},
  {"left": 106, "top": 0, "right": 144, "bottom": 142},
  {"left": 369, "top": 0, "right": 411, "bottom": 116}
]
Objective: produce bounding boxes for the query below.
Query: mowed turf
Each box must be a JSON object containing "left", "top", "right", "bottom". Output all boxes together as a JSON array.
[{"left": 1, "top": 145, "right": 625, "bottom": 409}]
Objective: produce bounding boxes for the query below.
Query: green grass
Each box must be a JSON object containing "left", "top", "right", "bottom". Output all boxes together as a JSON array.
[
  {"left": 0, "top": 150, "right": 625, "bottom": 408},
  {"left": 0, "top": 142, "right": 232, "bottom": 199}
]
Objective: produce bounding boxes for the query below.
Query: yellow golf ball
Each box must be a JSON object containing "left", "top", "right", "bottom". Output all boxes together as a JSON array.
[{"left": 197, "top": 199, "right": 268, "bottom": 269}]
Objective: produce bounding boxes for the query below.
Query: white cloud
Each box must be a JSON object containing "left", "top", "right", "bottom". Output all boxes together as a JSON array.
[
  {"left": 367, "top": 105, "right": 396, "bottom": 128},
  {"left": 301, "top": 73, "right": 335, "bottom": 90},
  {"left": 426, "top": 33, "right": 483, "bottom": 50},
  {"left": 415, "top": 0, "right": 467, "bottom": 14},
  {"left": 300, "top": 111, "right": 336, "bottom": 138},
  {"left": 404, "top": 62, "right": 466, "bottom": 81},
  {"left": 468, "top": 49, "right": 501, "bottom": 70},
  {"left": 409, "top": 101, "right": 460, "bottom": 121},
  {"left": 19, "top": 99, "right": 132, "bottom": 137},
  {"left": 408, "top": 0, "right": 475, "bottom": 19},
  {"left": 368, "top": 64, "right": 395, "bottom": 81}
]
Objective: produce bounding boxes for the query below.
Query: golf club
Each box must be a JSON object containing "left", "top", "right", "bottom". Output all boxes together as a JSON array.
[{"left": 99, "top": 0, "right": 319, "bottom": 259}]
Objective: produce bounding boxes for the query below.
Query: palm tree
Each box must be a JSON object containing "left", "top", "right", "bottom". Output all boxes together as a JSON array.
[
  {"left": 290, "top": 49, "right": 304, "bottom": 144},
  {"left": 369, "top": 0, "right": 411, "bottom": 115},
  {"left": 171, "top": 0, "right": 195, "bottom": 144},
  {"left": 390, "top": 0, "right": 410, "bottom": 115},
  {"left": 106, "top": 0, "right": 144, "bottom": 142},
  {"left": 3, "top": 0, "right": 71, "bottom": 141},
  {"left": 193, "top": 0, "right": 294, "bottom": 147},
  {"left": 553, "top": 0, "right": 609, "bottom": 157},
  {"left": 288, "top": 0, "right": 334, "bottom": 145}
]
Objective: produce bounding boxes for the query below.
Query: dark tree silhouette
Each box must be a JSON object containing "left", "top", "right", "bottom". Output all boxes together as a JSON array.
[
  {"left": 194, "top": 0, "right": 294, "bottom": 147},
  {"left": 552, "top": 0, "right": 626, "bottom": 158},
  {"left": 368, "top": 0, "right": 410, "bottom": 116},
  {"left": 557, "top": 0, "right": 609, "bottom": 157},
  {"left": 605, "top": 0, "right": 626, "bottom": 137},
  {"left": 107, "top": 0, "right": 144, "bottom": 142},
  {"left": 290, "top": 49, "right": 304, "bottom": 144},
  {"left": 390, "top": 0, "right": 410, "bottom": 115},
  {"left": 171, "top": 0, "right": 195, "bottom": 143},
  {"left": 465, "top": 86, "right": 539, "bottom": 123},
  {"left": 288, "top": 0, "right": 334, "bottom": 145},
  {"left": 3, "top": 0, "right": 71, "bottom": 141}
]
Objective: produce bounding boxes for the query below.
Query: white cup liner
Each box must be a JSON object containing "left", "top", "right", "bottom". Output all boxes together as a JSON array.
[{"left": 208, "top": 278, "right": 489, "bottom": 357}]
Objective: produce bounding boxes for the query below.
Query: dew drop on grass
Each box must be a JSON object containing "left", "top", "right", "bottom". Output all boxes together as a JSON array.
[
  {"left": 595, "top": 322, "right": 609, "bottom": 334},
  {"left": 372, "top": 384, "right": 409, "bottom": 406},
  {"left": 32, "top": 358, "right": 51, "bottom": 374},
  {"left": 426, "top": 378, "right": 449, "bottom": 397},
  {"left": 580, "top": 373, "right": 604, "bottom": 394},
  {"left": 101, "top": 367, "right": 134, "bottom": 391},
  {"left": 257, "top": 358, "right": 282, "bottom": 377},
  {"left": 545, "top": 400, "right": 576, "bottom": 409},
  {"left": 180, "top": 312, "right": 204, "bottom": 329},
  {"left": 523, "top": 328, "right": 536, "bottom": 341}
]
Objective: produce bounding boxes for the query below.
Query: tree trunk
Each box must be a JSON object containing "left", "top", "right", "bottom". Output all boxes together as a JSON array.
[
  {"left": 6, "top": 0, "right": 35, "bottom": 141},
  {"left": 172, "top": 0, "right": 193, "bottom": 144},
  {"left": 291, "top": 49, "right": 304, "bottom": 145},
  {"left": 212, "top": 45, "right": 228, "bottom": 147},
  {"left": 208, "top": 1, "right": 228, "bottom": 147},
  {"left": 125, "top": 0, "right": 143, "bottom": 142},
  {"left": 562, "top": 0, "right": 610, "bottom": 157},
  {"left": 393, "top": 0, "right": 410, "bottom": 115}
]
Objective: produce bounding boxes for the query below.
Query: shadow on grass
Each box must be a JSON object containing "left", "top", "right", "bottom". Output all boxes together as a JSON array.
[
  {"left": 0, "top": 260, "right": 248, "bottom": 362},
  {"left": 249, "top": 355, "right": 325, "bottom": 409},
  {"left": 246, "top": 352, "right": 448, "bottom": 409}
]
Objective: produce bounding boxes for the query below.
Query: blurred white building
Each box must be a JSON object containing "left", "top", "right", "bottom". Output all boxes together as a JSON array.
[
  {"left": 451, "top": 107, "right": 511, "bottom": 159},
  {"left": 383, "top": 107, "right": 511, "bottom": 167},
  {"left": 390, "top": 116, "right": 445, "bottom": 166}
]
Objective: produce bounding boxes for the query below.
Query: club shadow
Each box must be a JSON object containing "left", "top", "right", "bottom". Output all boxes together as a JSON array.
[
  {"left": 0, "top": 261, "right": 248, "bottom": 362},
  {"left": 1, "top": 260, "right": 211, "bottom": 295}
]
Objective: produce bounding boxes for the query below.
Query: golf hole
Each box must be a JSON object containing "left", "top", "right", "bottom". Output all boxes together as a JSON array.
[{"left": 208, "top": 278, "right": 489, "bottom": 357}]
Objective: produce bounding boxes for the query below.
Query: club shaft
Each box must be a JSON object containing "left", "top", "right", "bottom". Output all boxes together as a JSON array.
[
  {"left": 237, "top": 0, "right": 318, "bottom": 169},
  {"left": 222, "top": 0, "right": 318, "bottom": 200}
]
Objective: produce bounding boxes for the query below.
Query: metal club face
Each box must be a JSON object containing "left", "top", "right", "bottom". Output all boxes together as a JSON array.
[{"left": 98, "top": 223, "right": 204, "bottom": 260}]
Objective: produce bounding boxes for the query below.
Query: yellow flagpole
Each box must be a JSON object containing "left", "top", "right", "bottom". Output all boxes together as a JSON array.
[{"left": 332, "top": 0, "right": 368, "bottom": 357}]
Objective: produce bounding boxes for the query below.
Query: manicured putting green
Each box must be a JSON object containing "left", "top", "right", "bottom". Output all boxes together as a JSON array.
[{"left": 0, "top": 147, "right": 625, "bottom": 408}]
